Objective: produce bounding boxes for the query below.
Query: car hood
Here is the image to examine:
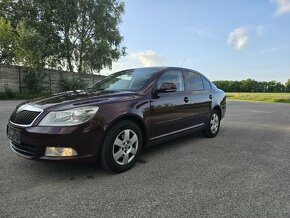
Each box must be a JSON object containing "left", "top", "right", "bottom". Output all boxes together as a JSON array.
[{"left": 23, "top": 89, "right": 137, "bottom": 110}]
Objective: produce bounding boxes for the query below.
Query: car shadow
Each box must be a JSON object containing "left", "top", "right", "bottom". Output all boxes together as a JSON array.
[
  {"left": 29, "top": 160, "right": 107, "bottom": 178},
  {"left": 142, "top": 131, "right": 204, "bottom": 157},
  {"left": 24, "top": 131, "right": 209, "bottom": 181}
]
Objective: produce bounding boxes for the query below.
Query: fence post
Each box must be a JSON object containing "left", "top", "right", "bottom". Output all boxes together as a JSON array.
[
  {"left": 49, "top": 70, "right": 52, "bottom": 94},
  {"left": 18, "top": 66, "right": 22, "bottom": 93}
]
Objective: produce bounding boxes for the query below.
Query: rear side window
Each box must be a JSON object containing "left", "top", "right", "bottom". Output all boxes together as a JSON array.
[
  {"left": 186, "top": 71, "right": 204, "bottom": 91},
  {"left": 202, "top": 77, "right": 211, "bottom": 90},
  {"left": 157, "top": 70, "right": 185, "bottom": 92}
]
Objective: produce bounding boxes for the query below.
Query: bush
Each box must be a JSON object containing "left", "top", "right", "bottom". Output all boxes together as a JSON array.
[
  {"left": 59, "top": 73, "right": 88, "bottom": 91},
  {"left": 0, "top": 86, "right": 44, "bottom": 99},
  {"left": 22, "top": 69, "right": 48, "bottom": 94},
  {"left": 0, "top": 79, "right": 46, "bottom": 100},
  {"left": 4, "top": 84, "right": 15, "bottom": 98}
]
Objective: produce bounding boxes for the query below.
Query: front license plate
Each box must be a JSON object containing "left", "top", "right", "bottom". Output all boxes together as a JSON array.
[{"left": 7, "top": 125, "right": 21, "bottom": 145}]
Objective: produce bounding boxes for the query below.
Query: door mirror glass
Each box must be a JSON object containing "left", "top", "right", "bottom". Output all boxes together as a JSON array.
[{"left": 157, "top": 82, "right": 177, "bottom": 93}]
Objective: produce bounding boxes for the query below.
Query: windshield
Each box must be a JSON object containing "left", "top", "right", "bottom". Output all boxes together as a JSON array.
[{"left": 91, "top": 68, "right": 159, "bottom": 91}]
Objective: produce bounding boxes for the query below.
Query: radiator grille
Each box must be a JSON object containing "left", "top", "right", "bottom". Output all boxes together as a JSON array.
[{"left": 10, "top": 110, "right": 41, "bottom": 125}]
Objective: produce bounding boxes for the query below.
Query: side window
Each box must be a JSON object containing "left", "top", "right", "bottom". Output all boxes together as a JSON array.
[
  {"left": 157, "top": 70, "right": 185, "bottom": 92},
  {"left": 186, "top": 71, "right": 204, "bottom": 91},
  {"left": 202, "top": 77, "right": 211, "bottom": 90}
]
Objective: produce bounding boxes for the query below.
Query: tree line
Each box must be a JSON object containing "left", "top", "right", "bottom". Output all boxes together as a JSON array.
[{"left": 213, "top": 79, "right": 290, "bottom": 93}]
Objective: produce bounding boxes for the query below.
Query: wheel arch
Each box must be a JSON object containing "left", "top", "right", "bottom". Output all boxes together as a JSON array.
[
  {"left": 212, "top": 105, "right": 222, "bottom": 118},
  {"left": 104, "top": 114, "right": 148, "bottom": 149}
]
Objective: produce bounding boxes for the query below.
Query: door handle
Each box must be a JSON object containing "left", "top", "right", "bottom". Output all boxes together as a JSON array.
[
  {"left": 184, "top": 97, "right": 190, "bottom": 103},
  {"left": 209, "top": 94, "right": 213, "bottom": 99}
]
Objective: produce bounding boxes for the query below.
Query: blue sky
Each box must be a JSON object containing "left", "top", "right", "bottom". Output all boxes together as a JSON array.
[{"left": 101, "top": 0, "right": 290, "bottom": 83}]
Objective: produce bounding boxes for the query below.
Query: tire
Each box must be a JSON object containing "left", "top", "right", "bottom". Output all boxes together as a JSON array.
[
  {"left": 100, "top": 120, "right": 143, "bottom": 173},
  {"left": 202, "top": 109, "right": 221, "bottom": 138}
]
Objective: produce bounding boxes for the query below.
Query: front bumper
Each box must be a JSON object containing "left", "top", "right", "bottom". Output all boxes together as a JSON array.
[{"left": 7, "top": 122, "right": 105, "bottom": 162}]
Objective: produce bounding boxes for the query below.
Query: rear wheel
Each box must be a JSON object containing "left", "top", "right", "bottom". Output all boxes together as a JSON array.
[
  {"left": 100, "top": 120, "right": 142, "bottom": 173},
  {"left": 202, "top": 109, "right": 221, "bottom": 138}
]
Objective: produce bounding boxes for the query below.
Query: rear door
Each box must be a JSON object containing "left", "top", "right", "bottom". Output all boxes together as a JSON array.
[{"left": 185, "top": 71, "right": 212, "bottom": 125}]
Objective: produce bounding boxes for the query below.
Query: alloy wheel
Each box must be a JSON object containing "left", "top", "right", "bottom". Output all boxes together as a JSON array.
[
  {"left": 210, "top": 113, "right": 219, "bottom": 134},
  {"left": 112, "top": 129, "right": 138, "bottom": 165}
]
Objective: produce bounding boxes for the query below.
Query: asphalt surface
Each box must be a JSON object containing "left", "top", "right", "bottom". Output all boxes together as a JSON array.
[{"left": 0, "top": 100, "right": 290, "bottom": 217}]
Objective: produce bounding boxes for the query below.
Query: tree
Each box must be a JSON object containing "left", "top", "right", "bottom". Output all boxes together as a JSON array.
[
  {"left": 286, "top": 79, "right": 290, "bottom": 92},
  {"left": 14, "top": 21, "right": 52, "bottom": 69},
  {"left": 0, "top": 0, "right": 126, "bottom": 73},
  {"left": 0, "top": 17, "right": 16, "bottom": 64},
  {"left": 54, "top": 0, "right": 126, "bottom": 73}
]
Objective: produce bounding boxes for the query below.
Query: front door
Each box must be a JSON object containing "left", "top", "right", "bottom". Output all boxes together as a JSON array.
[{"left": 150, "top": 70, "right": 193, "bottom": 139}]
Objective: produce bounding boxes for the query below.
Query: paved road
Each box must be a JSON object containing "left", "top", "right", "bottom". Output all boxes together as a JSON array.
[{"left": 0, "top": 100, "right": 290, "bottom": 217}]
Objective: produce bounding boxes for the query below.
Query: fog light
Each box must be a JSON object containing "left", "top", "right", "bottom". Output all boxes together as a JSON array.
[{"left": 45, "top": 147, "right": 78, "bottom": 157}]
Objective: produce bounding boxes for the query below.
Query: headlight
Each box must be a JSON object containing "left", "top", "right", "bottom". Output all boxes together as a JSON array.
[{"left": 39, "top": 106, "right": 99, "bottom": 126}]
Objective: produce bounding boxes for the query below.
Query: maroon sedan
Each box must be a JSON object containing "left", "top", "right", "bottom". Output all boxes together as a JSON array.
[{"left": 7, "top": 67, "right": 226, "bottom": 173}]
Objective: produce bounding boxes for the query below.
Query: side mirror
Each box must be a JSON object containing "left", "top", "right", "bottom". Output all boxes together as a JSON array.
[{"left": 156, "top": 82, "right": 177, "bottom": 93}]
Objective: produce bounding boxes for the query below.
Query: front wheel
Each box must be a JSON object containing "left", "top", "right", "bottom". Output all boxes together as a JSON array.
[
  {"left": 100, "top": 120, "right": 142, "bottom": 173},
  {"left": 202, "top": 109, "right": 221, "bottom": 138}
]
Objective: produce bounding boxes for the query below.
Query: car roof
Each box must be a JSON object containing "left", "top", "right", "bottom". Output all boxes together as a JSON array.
[
  {"left": 125, "top": 66, "right": 199, "bottom": 72},
  {"left": 120, "top": 67, "right": 209, "bottom": 80}
]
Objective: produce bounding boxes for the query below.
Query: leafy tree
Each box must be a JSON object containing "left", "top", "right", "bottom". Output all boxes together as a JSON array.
[
  {"left": 53, "top": 0, "right": 126, "bottom": 73},
  {"left": 14, "top": 21, "right": 51, "bottom": 69},
  {"left": 0, "top": 17, "right": 16, "bottom": 63},
  {"left": 0, "top": 0, "right": 125, "bottom": 73},
  {"left": 286, "top": 79, "right": 290, "bottom": 92}
]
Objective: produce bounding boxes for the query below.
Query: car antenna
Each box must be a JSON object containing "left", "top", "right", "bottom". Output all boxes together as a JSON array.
[{"left": 180, "top": 59, "right": 186, "bottom": 67}]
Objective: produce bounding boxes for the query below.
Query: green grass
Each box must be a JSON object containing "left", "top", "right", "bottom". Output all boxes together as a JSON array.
[
  {"left": 0, "top": 92, "right": 45, "bottom": 100},
  {"left": 226, "top": 92, "right": 290, "bottom": 103}
]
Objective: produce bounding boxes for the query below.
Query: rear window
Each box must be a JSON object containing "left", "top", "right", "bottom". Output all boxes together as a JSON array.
[
  {"left": 202, "top": 77, "right": 211, "bottom": 90},
  {"left": 186, "top": 71, "right": 204, "bottom": 91},
  {"left": 157, "top": 70, "right": 185, "bottom": 92}
]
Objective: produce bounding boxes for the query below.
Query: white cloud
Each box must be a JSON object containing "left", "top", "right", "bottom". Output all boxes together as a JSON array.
[
  {"left": 227, "top": 27, "right": 249, "bottom": 50},
  {"left": 273, "top": 0, "right": 290, "bottom": 15},
  {"left": 130, "top": 50, "right": 163, "bottom": 67},
  {"left": 99, "top": 50, "right": 163, "bottom": 75},
  {"left": 99, "top": 56, "right": 137, "bottom": 75}
]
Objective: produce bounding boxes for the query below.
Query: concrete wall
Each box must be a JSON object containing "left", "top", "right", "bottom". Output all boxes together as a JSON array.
[{"left": 0, "top": 64, "right": 105, "bottom": 93}]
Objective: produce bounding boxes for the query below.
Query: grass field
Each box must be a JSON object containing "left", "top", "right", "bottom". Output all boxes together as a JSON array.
[{"left": 226, "top": 92, "right": 290, "bottom": 103}]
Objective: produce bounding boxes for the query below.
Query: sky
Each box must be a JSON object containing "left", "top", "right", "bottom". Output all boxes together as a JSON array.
[{"left": 100, "top": 0, "right": 290, "bottom": 83}]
